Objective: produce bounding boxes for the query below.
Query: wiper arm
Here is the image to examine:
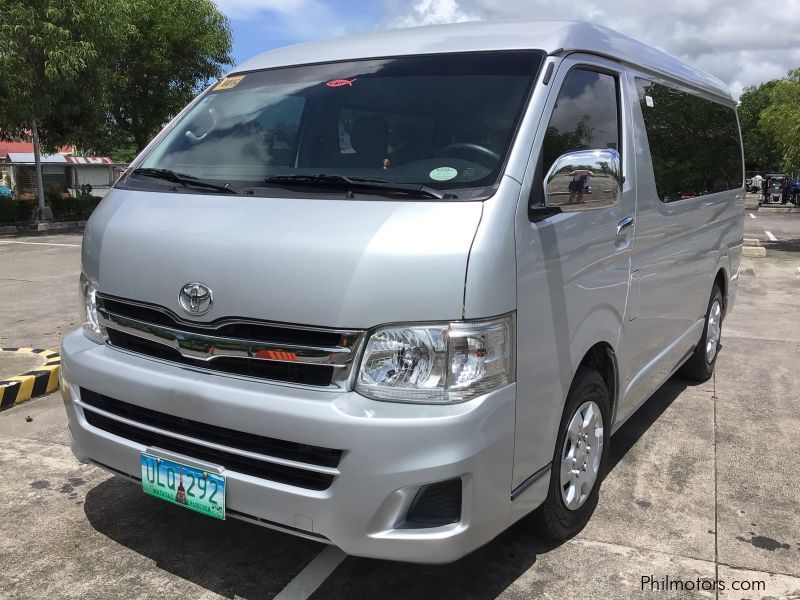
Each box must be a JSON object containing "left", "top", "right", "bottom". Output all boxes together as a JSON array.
[
  {"left": 132, "top": 168, "right": 237, "bottom": 194},
  {"left": 262, "top": 174, "right": 457, "bottom": 199}
]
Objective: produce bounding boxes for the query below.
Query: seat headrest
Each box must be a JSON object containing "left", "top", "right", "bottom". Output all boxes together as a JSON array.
[{"left": 350, "top": 115, "right": 389, "bottom": 156}]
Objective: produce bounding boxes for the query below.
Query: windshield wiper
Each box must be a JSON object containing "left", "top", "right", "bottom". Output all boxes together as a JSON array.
[
  {"left": 132, "top": 168, "right": 238, "bottom": 194},
  {"left": 262, "top": 174, "right": 457, "bottom": 199}
]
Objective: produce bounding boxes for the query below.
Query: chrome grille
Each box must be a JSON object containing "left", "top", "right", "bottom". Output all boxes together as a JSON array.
[{"left": 97, "top": 294, "right": 364, "bottom": 389}]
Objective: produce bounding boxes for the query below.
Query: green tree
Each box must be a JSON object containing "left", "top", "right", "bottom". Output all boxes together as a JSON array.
[
  {"left": 760, "top": 69, "right": 800, "bottom": 176},
  {"left": 0, "top": 0, "right": 121, "bottom": 216},
  {"left": 103, "top": 0, "right": 233, "bottom": 153},
  {"left": 0, "top": 0, "right": 231, "bottom": 218},
  {"left": 542, "top": 116, "right": 594, "bottom": 173},
  {"left": 738, "top": 81, "right": 783, "bottom": 173}
]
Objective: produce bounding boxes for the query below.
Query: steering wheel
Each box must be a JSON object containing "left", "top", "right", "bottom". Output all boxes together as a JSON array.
[{"left": 434, "top": 143, "right": 500, "bottom": 167}]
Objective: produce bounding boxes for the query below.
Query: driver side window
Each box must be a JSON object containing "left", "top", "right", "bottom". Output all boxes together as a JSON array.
[{"left": 532, "top": 68, "right": 621, "bottom": 212}]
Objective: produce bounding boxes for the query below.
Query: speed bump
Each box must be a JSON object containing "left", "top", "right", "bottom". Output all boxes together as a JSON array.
[{"left": 0, "top": 348, "right": 61, "bottom": 411}]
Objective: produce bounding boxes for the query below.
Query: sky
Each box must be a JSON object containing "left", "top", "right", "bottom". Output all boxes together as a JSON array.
[{"left": 215, "top": 0, "right": 800, "bottom": 99}]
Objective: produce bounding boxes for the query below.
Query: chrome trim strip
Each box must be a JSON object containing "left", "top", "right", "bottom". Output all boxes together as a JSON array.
[
  {"left": 510, "top": 462, "right": 551, "bottom": 500},
  {"left": 98, "top": 308, "right": 355, "bottom": 367},
  {"left": 103, "top": 343, "right": 353, "bottom": 391},
  {"left": 97, "top": 293, "right": 361, "bottom": 335},
  {"left": 144, "top": 446, "right": 226, "bottom": 474},
  {"left": 76, "top": 398, "right": 341, "bottom": 476}
]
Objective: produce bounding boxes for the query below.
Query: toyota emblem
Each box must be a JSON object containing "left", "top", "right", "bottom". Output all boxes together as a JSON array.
[{"left": 179, "top": 282, "right": 213, "bottom": 316}]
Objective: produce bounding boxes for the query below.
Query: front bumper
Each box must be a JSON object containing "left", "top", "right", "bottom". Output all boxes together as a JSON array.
[{"left": 61, "top": 330, "right": 540, "bottom": 563}]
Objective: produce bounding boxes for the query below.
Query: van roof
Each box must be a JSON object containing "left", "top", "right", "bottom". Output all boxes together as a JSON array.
[{"left": 233, "top": 19, "right": 732, "bottom": 102}]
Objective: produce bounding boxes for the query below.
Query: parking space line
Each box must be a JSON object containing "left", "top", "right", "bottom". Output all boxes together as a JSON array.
[
  {"left": 748, "top": 213, "right": 756, "bottom": 219},
  {"left": 274, "top": 546, "right": 346, "bottom": 600},
  {"left": 0, "top": 241, "right": 81, "bottom": 247},
  {"left": 764, "top": 231, "right": 777, "bottom": 241}
]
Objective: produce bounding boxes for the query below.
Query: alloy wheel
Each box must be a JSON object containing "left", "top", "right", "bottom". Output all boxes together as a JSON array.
[{"left": 559, "top": 400, "right": 604, "bottom": 510}]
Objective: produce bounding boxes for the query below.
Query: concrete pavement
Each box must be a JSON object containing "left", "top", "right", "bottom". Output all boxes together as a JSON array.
[
  {"left": 0, "top": 233, "right": 83, "bottom": 349},
  {"left": 1, "top": 228, "right": 799, "bottom": 599}
]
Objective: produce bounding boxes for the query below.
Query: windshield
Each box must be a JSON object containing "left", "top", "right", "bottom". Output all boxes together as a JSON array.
[{"left": 130, "top": 52, "right": 543, "bottom": 199}]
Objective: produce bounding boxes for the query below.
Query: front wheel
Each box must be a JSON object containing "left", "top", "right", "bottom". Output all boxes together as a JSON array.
[
  {"left": 679, "top": 285, "right": 723, "bottom": 382},
  {"left": 534, "top": 367, "right": 610, "bottom": 541}
]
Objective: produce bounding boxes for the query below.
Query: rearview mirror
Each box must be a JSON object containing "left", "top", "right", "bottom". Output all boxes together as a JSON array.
[{"left": 544, "top": 149, "right": 622, "bottom": 210}]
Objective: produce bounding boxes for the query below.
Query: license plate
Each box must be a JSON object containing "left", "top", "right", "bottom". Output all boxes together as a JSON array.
[{"left": 140, "top": 453, "right": 225, "bottom": 519}]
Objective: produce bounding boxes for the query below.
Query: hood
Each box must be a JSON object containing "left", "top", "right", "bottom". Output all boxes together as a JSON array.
[{"left": 82, "top": 189, "right": 483, "bottom": 328}]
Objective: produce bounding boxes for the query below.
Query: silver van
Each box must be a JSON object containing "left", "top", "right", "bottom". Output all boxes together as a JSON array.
[{"left": 61, "top": 20, "right": 745, "bottom": 563}]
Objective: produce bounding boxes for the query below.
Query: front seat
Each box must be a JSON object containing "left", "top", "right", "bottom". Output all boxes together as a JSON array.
[{"left": 349, "top": 115, "right": 389, "bottom": 168}]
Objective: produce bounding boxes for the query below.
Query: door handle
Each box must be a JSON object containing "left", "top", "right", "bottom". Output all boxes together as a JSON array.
[{"left": 617, "top": 216, "right": 634, "bottom": 235}]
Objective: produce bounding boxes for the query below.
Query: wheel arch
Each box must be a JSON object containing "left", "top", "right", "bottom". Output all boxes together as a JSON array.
[
  {"left": 576, "top": 342, "right": 619, "bottom": 424},
  {"left": 714, "top": 267, "right": 728, "bottom": 314}
]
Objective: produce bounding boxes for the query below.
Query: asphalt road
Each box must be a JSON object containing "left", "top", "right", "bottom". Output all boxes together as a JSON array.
[
  {"left": 744, "top": 204, "right": 800, "bottom": 258},
  {"left": 1, "top": 222, "right": 799, "bottom": 599}
]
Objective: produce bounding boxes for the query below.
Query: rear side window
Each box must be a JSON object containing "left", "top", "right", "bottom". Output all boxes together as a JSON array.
[{"left": 636, "top": 79, "right": 742, "bottom": 202}]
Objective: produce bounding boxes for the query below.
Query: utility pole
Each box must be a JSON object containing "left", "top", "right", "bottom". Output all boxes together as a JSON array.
[{"left": 31, "top": 120, "right": 53, "bottom": 222}]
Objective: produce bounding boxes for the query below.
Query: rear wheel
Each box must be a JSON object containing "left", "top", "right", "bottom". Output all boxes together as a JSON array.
[
  {"left": 679, "top": 284, "right": 723, "bottom": 382},
  {"left": 534, "top": 367, "right": 610, "bottom": 541}
]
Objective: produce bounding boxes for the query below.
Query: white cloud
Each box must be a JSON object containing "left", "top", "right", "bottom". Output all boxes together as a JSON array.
[
  {"left": 213, "top": 0, "right": 310, "bottom": 20},
  {"left": 390, "top": 0, "right": 481, "bottom": 27},
  {"left": 214, "top": 0, "right": 354, "bottom": 51},
  {"left": 384, "top": 0, "right": 800, "bottom": 98}
]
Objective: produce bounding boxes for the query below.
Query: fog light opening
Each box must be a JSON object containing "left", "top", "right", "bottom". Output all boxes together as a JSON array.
[{"left": 402, "top": 478, "right": 462, "bottom": 528}]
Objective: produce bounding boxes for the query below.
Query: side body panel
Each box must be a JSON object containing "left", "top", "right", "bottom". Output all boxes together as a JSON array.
[
  {"left": 511, "top": 55, "right": 636, "bottom": 489},
  {"left": 614, "top": 69, "right": 745, "bottom": 425}
]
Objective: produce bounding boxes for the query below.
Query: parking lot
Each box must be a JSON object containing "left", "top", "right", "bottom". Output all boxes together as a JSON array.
[{"left": 2, "top": 207, "right": 799, "bottom": 599}]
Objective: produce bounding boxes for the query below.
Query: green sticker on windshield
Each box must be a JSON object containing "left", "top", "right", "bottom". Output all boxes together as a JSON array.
[{"left": 429, "top": 167, "right": 457, "bottom": 181}]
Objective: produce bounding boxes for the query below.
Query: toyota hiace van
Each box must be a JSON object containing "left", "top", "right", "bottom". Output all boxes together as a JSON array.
[{"left": 61, "top": 20, "right": 745, "bottom": 563}]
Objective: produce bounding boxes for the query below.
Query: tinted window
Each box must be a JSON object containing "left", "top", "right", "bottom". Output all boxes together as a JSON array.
[
  {"left": 133, "top": 52, "right": 543, "bottom": 199},
  {"left": 636, "top": 79, "right": 742, "bottom": 202},
  {"left": 542, "top": 69, "right": 621, "bottom": 175},
  {"left": 534, "top": 68, "right": 621, "bottom": 212},
  {"left": 338, "top": 108, "right": 435, "bottom": 158}
]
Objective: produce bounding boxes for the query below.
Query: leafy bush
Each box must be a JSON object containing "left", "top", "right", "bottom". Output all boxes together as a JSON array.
[
  {"left": 44, "top": 191, "right": 101, "bottom": 220},
  {"left": 0, "top": 198, "right": 36, "bottom": 224},
  {"left": 0, "top": 192, "right": 101, "bottom": 224}
]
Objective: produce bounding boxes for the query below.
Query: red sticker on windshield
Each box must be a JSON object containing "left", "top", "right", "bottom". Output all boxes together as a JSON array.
[{"left": 326, "top": 78, "right": 357, "bottom": 87}]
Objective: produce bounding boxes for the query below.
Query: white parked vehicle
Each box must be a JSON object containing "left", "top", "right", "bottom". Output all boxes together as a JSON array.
[{"left": 61, "top": 20, "right": 745, "bottom": 563}]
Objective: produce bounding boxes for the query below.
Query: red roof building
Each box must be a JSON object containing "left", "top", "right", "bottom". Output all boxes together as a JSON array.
[
  {"left": 0, "top": 141, "right": 73, "bottom": 160},
  {"left": 0, "top": 143, "right": 126, "bottom": 199}
]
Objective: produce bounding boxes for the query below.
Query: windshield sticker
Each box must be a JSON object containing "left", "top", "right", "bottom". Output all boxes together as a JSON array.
[
  {"left": 326, "top": 78, "right": 357, "bottom": 88},
  {"left": 214, "top": 75, "right": 245, "bottom": 91},
  {"left": 645, "top": 95, "right": 655, "bottom": 108},
  {"left": 429, "top": 167, "right": 458, "bottom": 181}
]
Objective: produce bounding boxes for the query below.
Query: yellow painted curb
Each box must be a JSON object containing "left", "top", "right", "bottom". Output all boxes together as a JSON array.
[{"left": 0, "top": 347, "right": 61, "bottom": 411}]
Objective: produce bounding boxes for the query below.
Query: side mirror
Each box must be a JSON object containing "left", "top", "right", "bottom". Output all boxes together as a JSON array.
[{"left": 544, "top": 149, "right": 622, "bottom": 211}]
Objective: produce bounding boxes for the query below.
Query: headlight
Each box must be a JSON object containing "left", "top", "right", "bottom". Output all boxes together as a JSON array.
[
  {"left": 356, "top": 314, "right": 514, "bottom": 403},
  {"left": 79, "top": 273, "right": 105, "bottom": 344}
]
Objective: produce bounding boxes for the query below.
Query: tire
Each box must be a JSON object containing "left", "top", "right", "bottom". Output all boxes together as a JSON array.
[
  {"left": 678, "top": 285, "right": 723, "bottom": 382},
  {"left": 534, "top": 367, "right": 611, "bottom": 541}
]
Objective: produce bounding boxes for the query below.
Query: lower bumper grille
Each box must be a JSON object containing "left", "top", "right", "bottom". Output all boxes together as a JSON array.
[{"left": 80, "top": 389, "right": 341, "bottom": 491}]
